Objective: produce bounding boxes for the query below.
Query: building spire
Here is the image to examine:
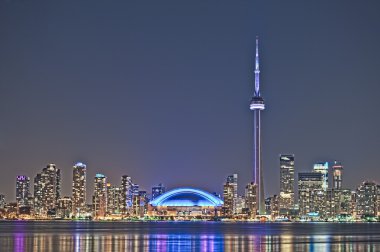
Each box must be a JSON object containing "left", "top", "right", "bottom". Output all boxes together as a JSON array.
[{"left": 254, "top": 36, "right": 260, "bottom": 97}]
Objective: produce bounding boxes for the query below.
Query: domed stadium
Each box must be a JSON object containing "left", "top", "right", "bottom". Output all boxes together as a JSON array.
[{"left": 148, "top": 187, "right": 223, "bottom": 219}]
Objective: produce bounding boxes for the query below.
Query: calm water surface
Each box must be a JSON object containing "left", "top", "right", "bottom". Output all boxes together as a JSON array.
[{"left": 0, "top": 221, "right": 379, "bottom": 251}]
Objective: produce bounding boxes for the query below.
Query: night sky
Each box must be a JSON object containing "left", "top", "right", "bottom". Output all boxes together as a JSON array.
[{"left": 1, "top": 1, "right": 380, "bottom": 201}]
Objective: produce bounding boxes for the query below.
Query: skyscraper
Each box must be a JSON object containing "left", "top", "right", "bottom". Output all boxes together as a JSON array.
[
  {"left": 332, "top": 161, "right": 343, "bottom": 190},
  {"left": 152, "top": 183, "right": 165, "bottom": 200},
  {"left": 245, "top": 182, "right": 257, "bottom": 218},
  {"left": 107, "top": 183, "right": 121, "bottom": 215},
  {"left": 249, "top": 37, "right": 265, "bottom": 215},
  {"left": 223, "top": 182, "right": 234, "bottom": 216},
  {"left": 298, "top": 172, "right": 324, "bottom": 217},
  {"left": 16, "top": 175, "right": 30, "bottom": 208},
  {"left": 34, "top": 164, "right": 61, "bottom": 216},
  {"left": 121, "top": 175, "right": 133, "bottom": 214},
  {"left": 313, "top": 162, "right": 329, "bottom": 191},
  {"left": 93, "top": 174, "right": 107, "bottom": 218},
  {"left": 279, "top": 155, "right": 295, "bottom": 213},
  {"left": 355, "top": 181, "right": 378, "bottom": 217},
  {"left": 72, "top": 162, "right": 86, "bottom": 217},
  {"left": 0, "top": 194, "right": 6, "bottom": 209},
  {"left": 227, "top": 174, "right": 238, "bottom": 205}
]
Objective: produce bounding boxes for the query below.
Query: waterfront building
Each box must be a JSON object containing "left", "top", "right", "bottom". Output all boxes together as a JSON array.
[
  {"left": 355, "top": 181, "right": 378, "bottom": 218},
  {"left": 93, "top": 174, "right": 107, "bottom": 218},
  {"left": 378, "top": 185, "right": 380, "bottom": 217},
  {"left": 57, "top": 196, "right": 72, "bottom": 219},
  {"left": 265, "top": 195, "right": 279, "bottom": 219},
  {"left": 139, "top": 191, "right": 149, "bottom": 217},
  {"left": 332, "top": 161, "right": 343, "bottom": 190},
  {"left": 313, "top": 162, "right": 329, "bottom": 191},
  {"left": 148, "top": 187, "right": 223, "bottom": 219},
  {"left": 279, "top": 155, "right": 295, "bottom": 214},
  {"left": 227, "top": 174, "right": 238, "bottom": 214},
  {"left": 235, "top": 196, "right": 245, "bottom": 215},
  {"left": 339, "top": 189, "right": 354, "bottom": 215},
  {"left": 72, "top": 162, "right": 86, "bottom": 217},
  {"left": 245, "top": 182, "right": 257, "bottom": 218},
  {"left": 121, "top": 175, "right": 133, "bottom": 214},
  {"left": 222, "top": 183, "right": 234, "bottom": 216},
  {"left": 298, "top": 172, "right": 324, "bottom": 217},
  {"left": 0, "top": 194, "right": 5, "bottom": 209},
  {"left": 33, "top": 174, "right": 43, "bottom": 216},
  {"left": 33, "top": 164, "right": 61, "bottom": 216},
  {"left": 16, "top": 175, "right": 30, "bottom": 208},
  {"left": 132, "top": 191, "right": 146, "bottom": 217},
  {"left": 152, "top": 183, "right": 165, "bottom": 200},
  {"left": 222, "top": 174, "right": 238, "bottom": 216},
  {"left": 249, "top": 37, "right": 265, "bottom": 215},
  {"left": 325, "top": 189, "right": 339, "bottom": 218},
  {"left": 107, "top": 183, "right": 121, "bottom": 215},
  {"left": 132, "top": 184, "right": 139, "bottom": 196}
]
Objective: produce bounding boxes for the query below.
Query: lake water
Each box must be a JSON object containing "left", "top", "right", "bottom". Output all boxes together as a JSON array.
[{"left": 0, "top": 221, "right": 379, "bottom": 251}]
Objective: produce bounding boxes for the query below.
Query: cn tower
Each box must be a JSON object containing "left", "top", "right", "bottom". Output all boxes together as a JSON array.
[{"left": 250, "top": 37, "right": 265, "bottom": 215}]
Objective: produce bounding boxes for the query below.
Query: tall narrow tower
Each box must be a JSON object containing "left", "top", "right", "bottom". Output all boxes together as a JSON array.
[{"left": 250, "top": 37, "right": 265, "bottom": 215}]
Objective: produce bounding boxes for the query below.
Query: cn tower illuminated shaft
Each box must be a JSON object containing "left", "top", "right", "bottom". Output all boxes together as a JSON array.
[{"left": 250, "top": 37, "right": 265, "bottom": 215}]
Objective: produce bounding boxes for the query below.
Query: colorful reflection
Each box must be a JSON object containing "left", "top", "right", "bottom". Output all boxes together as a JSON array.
[{"left": 0, "top": 222, "right": 379, "bottom": 252}]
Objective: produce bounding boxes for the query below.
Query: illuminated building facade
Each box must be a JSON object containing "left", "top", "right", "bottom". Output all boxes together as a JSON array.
[
  {"left": 222, "top": 174, "right": 237, "bottom": 216},
  {"left": 93, "top": 174, "right": 107, "bottom": 218},
  {"left": 332, "top": 161, "right": 343, "bottom": 190},
  {"left": 298, "top": 172, "right": 324, "bottom": 217},
  {"left": 279, "top": 155, "right": 295, "bottom": 213},
  {"left": 34, "top": 164, "right": 61, "bottom": 216},
  {"left": 245, "top": 182, "right": 257, "bottom": 218},
  {"left": 0, "top": 194, "right": 5, "bottom": 209},
  {"left": 107, "top": 183, "right": 121, "bottom": 215},
  {"left": 249, "top": 37, "right": 265, "bottom": 215},
  {"left": 152, "top": 183, "right": 165, "bottom": 200},
  {"left": 72, "top": 162, "right": 86, "bottom": 217},
  {"left": 16, "top": 175, "right": 30, "bottom": 208},
  {"left": 355, "top": 181, "right": 378, "bottom": 217},
  {"left": 121, "top": 175, "right": 133, "bottom": 214},
  {"left": 313, "top": 162, "right": 329, "bottom": 191},
  {"left": 57, "top": 196, "right": 72, "bottom": 219},
  {"left": 148, "top": 188, "right": 223, "bottom": 219}
]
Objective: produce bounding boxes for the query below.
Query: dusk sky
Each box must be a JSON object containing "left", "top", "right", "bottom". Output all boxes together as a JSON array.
[{"left": 1, "top": 1, "right": 380, "bottom": 201}]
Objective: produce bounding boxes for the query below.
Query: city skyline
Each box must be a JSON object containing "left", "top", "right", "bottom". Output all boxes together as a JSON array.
[{"left": 1, "top": 1, "right": 380, "bottom": 200}]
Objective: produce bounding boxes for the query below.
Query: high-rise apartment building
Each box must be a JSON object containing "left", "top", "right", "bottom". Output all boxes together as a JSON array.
[
  {"left": 245, "top": 182, "right": 257, "bottom": 218},
  {"left": 107, "top": 183, "right": 121, "bottom": 215},
  {"left": 72, "top": 162, "right": 86, "bottom": 217},
  {"left": 121, "top": 175, "right": 133, "bottom": 214},
  {"left": 16, "top": 175, "right": 30, "bottom": 208},
  {"left": 356, "top": 181, "right": 378, "bottom": 217},
  {"left": 33, "top": 164, "right": 61, "bottom": 216},
  {"left": 222, "top": 174, "right": 238, "bottom": 215},
  {"left": 93, "top": 174, "right": 107, "bottom": 218}
]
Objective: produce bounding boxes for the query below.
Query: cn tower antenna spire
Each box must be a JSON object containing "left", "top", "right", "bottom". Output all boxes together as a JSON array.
[{"left": 254, "top": 36, "right": 260, "bottom": 97}]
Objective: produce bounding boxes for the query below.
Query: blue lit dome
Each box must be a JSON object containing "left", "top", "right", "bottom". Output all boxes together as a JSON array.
[{"left": 149, "top": 187, "right": 223, "bottom": 207}]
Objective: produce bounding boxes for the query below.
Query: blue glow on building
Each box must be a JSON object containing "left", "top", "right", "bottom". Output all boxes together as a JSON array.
[
  {"left": 149, "top": 187, "right": 223, "bottom": 207},
  {"left": 74, "top": 162, "right": 86, "bottom": 167},
  {"left": 95, "top": 173, "right": 105, "bottom": 178}
]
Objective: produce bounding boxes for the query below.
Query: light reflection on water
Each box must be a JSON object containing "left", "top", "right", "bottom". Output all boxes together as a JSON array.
[{"left": 1, "top": 221, "right": 379, "bottom": 252}]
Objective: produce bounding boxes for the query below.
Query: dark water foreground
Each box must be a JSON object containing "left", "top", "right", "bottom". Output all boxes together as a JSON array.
[{"left": 0, "top": 221, "right": 379, "bottom": 251}]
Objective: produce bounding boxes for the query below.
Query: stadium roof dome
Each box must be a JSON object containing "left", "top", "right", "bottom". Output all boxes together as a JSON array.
[{"left": 149, "top": 187, "right": 223, "bottom": 207}]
